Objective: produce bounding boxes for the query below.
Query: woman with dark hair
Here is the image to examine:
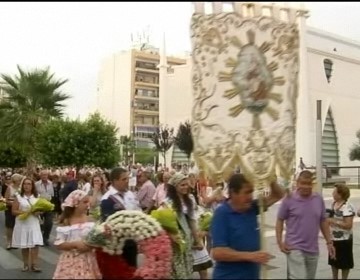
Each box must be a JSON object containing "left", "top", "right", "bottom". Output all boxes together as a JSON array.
[
  {"left": 89, "top": 175, "right": 107, "bottom": 208},
  {"left": 327, "top": 183, "right": 355, "bottom": 280},
  {"left": 210, "top": 173, "right": 284, "bottom": 279},
  {"left": 188, "top": 173, "right": 200, "bottom": 205},
  {"left": 102, "top": 171, "right": 111, "bottom": 189},
  {"left": 11, "top": 177, "right": 43, "bottom": 272},
  {"left": 161, "top": 173, "right": 203, "bottom": 279}
]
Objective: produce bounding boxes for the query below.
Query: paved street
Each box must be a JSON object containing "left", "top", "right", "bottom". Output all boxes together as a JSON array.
[{"left": 1, "top": 188, "right": 360, "bottom": 279}]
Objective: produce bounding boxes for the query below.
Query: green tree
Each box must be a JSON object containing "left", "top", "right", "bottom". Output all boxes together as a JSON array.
[
  {"left": 175, "top": 121, "right": 193, "bottom": 163},
  {"left": 0, "top": 65, "right": 69, "bottom": 174},
  {"left": 37, "top": 113, "right": 120, "bottom": 170},
  {"left": 349, "top": 130, "right": 360, "bottom": 161},
  {"left": 151, "top": 125, "right": 174, "bottom": 167},
  {"left": 135, "top": 147, "right": 156, "bottom": 164},
  {"left": 0, "top": 144, "right": 26, "bottom": 168}
]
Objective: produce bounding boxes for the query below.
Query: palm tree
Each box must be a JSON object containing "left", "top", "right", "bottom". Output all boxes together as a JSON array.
[{"left": 0, "top": 65, "right": 70, "bottom": 175}]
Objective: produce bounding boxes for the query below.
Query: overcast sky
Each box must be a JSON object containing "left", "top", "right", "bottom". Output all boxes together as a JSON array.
[{"left": 0, "top": 2, "right": 359, "bottom": 119}]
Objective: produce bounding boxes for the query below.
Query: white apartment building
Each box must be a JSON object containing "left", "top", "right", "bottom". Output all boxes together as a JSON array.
[{"left": 96, "top": 44, "right": 186, "bottom": 148}]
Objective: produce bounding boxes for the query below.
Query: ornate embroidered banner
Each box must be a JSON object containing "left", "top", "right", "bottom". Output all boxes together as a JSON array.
[{"left": 191, "top": 4, "right": 300, "bottom": 189}]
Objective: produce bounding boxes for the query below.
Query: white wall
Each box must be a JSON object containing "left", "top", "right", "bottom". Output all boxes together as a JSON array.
[
  {"left": 160, "top": 58, "right": 192, "bottom": 165},
  {"left": 97, "top": 51, "right": 132, "bottom": 137},
  {"left": 114, "top": 51, "right": 132, "bottom": 136},
  {"left": 305, "top": 28, "right": 360, "bottom": 170}
]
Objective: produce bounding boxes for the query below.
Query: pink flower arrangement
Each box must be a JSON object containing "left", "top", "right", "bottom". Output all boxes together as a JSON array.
[{"left": 134, "top": 230, "right": 172, "bottom": 279}]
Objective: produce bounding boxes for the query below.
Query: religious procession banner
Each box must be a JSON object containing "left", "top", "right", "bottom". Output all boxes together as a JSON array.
[{"left": 190, "top": 3, "right": 300, "bottom": 189}]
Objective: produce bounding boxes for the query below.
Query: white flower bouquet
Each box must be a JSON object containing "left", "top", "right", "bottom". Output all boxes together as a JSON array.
[
  {"left": 85, "top": 210, "right": 163, "bottom": 255},
  {"left": 85, "top": 210, "right": 173, "bottom": 279}
]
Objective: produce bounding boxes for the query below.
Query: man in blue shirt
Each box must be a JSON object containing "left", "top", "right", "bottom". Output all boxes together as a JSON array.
[{"left": 211, "top": 174, "right": 284, "bottom": 279}]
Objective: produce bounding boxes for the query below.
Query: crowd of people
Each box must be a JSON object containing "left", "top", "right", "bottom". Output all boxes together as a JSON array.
[{"left": 0, "top": 163, "right": 358, "bottom": 279}]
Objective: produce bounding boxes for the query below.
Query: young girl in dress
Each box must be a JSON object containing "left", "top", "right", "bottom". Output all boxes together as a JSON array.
[{"left": 53, "top": 190, "right": 102, "bottom": 279}]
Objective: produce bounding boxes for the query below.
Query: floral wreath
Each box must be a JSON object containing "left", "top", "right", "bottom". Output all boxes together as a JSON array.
[{"left": 85, "top": 210, "right": 172, "bottom": 279}]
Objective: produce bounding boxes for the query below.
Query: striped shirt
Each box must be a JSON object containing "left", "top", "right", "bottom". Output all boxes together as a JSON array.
[{"left": 137, "top": 180, "right": 156, "bottom": 209}]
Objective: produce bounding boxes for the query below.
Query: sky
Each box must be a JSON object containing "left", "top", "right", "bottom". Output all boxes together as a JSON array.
[{"left": 0, "top": 2, "right": 360, "bottom": 120}]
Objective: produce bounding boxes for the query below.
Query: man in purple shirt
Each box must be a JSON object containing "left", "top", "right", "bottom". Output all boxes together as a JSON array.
[{"left": 276, "top": 170, "right": 336, "bottom": 279}]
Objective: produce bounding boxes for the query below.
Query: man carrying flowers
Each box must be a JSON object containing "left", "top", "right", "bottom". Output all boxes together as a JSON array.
[{"left": 97, "top": 167, "right": 141, "bottom": 279}]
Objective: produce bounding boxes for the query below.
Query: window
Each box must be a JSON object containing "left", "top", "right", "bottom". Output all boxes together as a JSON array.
[
  {"left": 323, "top": 59, "right": 333, "bottom": 83},
  {"left": 322, "top": 108, "right": 339, "bottom": 175}
]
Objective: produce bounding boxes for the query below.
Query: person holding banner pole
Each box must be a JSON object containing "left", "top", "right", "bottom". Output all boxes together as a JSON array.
[{"left": 210, "top": 173, "right": 284, "bottom": 279}]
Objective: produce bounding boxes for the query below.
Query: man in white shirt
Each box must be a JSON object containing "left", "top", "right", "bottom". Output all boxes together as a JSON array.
[
  {"left": 35, "top": 170, "right": 54, "bottom": 246},
  {"left": 101, "top": 168, "right": 141, "bottom": 216},
  {"left": 98, "top": 167, "right": 141, "bottom": 278}
]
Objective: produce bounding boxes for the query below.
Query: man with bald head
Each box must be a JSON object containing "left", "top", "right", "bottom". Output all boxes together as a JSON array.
[{"left": 35, "top": 170, "right": 54, "bottom": 246}]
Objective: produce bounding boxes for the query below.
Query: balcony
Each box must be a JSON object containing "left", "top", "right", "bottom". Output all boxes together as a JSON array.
[
  {"left": 133, "top": 102, "right": 159, "bottom": 116},
  {"left": 134, "top": 89, "right": 159, "bottom": 101},
  {"left": 134, "top": 115, "right": 159, "bottom": 126},
  {"left": 134, "top": 123, "right": 158, "bottom": 130},
  {"left": 135, "top": 82, "right": 159, "bottom": 88},
  {"left": 135, "top": 67, "right": 159, "bottom": 75},
  {"left": 135, "top": 62, "right": 159, "bottom": 75},
  {"left": 135, "top": 74, "right": 159, "bottom": 88},
  {"left": 134, "top": 94, "right": 158, "bottom": 101},
  {"left": 134, "top": 125, "right": 157, "bottom": 133},
  {"left": 134, "top": 108, "right": 159, "bottom": 116},
  {"left": 135, "top": 61, "right": 157, "bottom": 70}
]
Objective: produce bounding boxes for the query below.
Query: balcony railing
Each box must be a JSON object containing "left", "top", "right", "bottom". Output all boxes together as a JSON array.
[
  {"left": 135, "top": 75, "right": 158, "bottom": 84},
  {"left": 134, "top": 89, "right": 159, "bottom": 99},
  {"left": 134, "top": 104, "right": 159, "bottom": 111},
  {"left": 135, "top": 62, "right": 157, "bottom": 70},
  {"left": 135, "top": 81, "right": 159, "bottom": 88},
  {"left": 134, "top": 108, "right": 159, "bottom": 116},
  {"left": 134, "top": 94, "right": 159, "bottom": 100}
]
